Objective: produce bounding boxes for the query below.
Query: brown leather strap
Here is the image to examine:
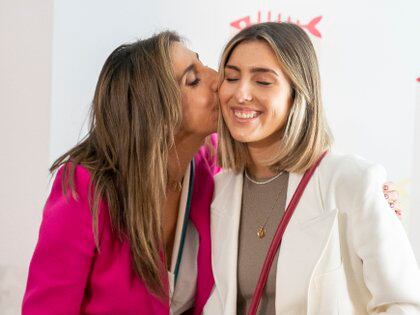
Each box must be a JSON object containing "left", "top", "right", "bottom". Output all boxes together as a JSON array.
[{"left": 247, "top": 151, "right": 328, "bottom": 315}]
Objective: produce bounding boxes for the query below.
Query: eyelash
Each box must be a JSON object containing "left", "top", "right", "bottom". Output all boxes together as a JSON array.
[
  {"left": 225, "top": 78, "right": 271, "bottom": 86},
  {"left": 257, "top": 81, "right": 271, "bottom": 86},
  {"left": 188, "top": 78, "right": 201, "bottom": 87}
]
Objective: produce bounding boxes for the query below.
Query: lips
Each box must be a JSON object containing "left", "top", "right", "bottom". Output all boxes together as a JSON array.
[
  {"left": 231, "top": 107, "right": 262, "bottom": 121},
  {"left": 234, "top": 111, "right": 258, "bottom": 119}
]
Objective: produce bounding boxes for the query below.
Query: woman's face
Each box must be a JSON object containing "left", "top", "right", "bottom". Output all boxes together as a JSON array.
[
  {"left": 219, "top": 40, "right": 293, "bottom": 147},
  {"left": 171, "top": 42, "right": 218, "bottom": 138}
]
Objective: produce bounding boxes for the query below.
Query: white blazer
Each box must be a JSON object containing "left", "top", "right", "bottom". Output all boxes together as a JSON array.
[{"left": 203, "top": 153, "right": 420, "bottom": 314}]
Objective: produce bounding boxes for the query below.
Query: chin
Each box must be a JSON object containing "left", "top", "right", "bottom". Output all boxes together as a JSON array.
[{"left": 229, "top": 131, "right": 255, "bottom": 144}]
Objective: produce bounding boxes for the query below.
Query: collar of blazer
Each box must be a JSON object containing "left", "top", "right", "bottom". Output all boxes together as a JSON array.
[{"left": 210, "top": 168, "right": 339, "bottom": 314}]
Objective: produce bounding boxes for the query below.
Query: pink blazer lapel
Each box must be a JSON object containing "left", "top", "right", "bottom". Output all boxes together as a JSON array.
[{"left": 188, "top": 150, "right": 217, "bottom": 315}]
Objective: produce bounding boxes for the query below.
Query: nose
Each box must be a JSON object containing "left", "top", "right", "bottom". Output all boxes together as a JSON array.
[
  {"left": 235, "top": 81, "right": 253, "bottom": 103},
  {"left": 205, "top": 66, "right": 218, "bottom": 92}
]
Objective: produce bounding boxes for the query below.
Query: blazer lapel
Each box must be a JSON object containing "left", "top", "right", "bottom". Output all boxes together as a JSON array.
[
  {"left": 275, "top": 171, "right": 338, "bottom": 314},
  {"left": 210, "top": 171, "right": 243, "bottom": 314}
]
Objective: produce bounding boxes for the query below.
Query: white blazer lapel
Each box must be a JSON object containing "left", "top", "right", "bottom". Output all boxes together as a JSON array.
[
  {"left": 210, "top": 171, "right": 243, "bottom": 314},
  {"left": 275, "top": 171, "right": 338, "bottom": 314}
]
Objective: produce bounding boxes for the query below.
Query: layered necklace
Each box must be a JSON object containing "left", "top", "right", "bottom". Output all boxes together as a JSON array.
[{"left": 244, "top": 170, "right": 286, "bottom": 239}]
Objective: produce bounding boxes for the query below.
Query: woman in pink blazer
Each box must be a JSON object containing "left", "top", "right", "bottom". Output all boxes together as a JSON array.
[{"left": 22, "top": 31, "right": 219, "bottom": 315}]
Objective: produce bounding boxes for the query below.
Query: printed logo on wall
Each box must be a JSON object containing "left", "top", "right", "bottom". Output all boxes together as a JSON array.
[{"left": 230, "top": 11, "right": 322, "bottom": 38}]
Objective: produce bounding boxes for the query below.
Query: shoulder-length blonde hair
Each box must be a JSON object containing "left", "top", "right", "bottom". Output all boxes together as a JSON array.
[
  {"left": 50, "top": 31, "right": 182, "bottom": 297},
  {"left": 218, "top": 22, "right": 332, "bottom": 174}
]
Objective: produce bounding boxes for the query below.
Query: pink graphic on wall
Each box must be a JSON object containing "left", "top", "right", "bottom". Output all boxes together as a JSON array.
[
  {"left": 416, "top": 77, "right": 420, "bottom": 82},
  {"left": 230, "top": 11, "right": 322, "bottom": 38}
]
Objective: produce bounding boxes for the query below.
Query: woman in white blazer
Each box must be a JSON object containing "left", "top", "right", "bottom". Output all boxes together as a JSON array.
[{"left": 203, "top": 22, "right": 420, "bottom": 314}]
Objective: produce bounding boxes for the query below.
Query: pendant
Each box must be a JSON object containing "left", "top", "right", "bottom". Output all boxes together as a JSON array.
[
  {"left": 168, "top": 180, "right": 182, "bottom": 192},
  {"left": 257, "top": 226, "right": 266, "bottom": 239}
]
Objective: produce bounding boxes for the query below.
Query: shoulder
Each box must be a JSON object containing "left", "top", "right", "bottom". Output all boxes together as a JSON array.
[
  {"left": 49, "top": 163, "right": 93, "bottom": 204},
  {"left": 320, "top": 152, "right": 386, "bottom": 185},
  {"left": 55, "top": 163, "right": 92, "bottom": 188},
  {"left": 29, "top": 163, "right": 107, "bottom": 257},
  {"left": 44, "top": 163, "right": 97, "bottom": 228},
  {"left": 318, "top": 152, "right": 388, "bottom": 210}
]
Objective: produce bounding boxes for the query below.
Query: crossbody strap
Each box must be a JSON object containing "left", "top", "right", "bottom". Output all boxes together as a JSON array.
[{"left": 248, "top": 151, "right": 328, "bottom": 315}]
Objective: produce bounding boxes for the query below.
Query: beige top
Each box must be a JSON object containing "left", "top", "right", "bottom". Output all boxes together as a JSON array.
[{"left": 237, "top": 171, "right": 289, "bottom": 315}]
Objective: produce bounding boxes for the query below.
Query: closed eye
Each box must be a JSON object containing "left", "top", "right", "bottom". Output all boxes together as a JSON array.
[
  {"left": 188, "top": 77, "right": 201, "bottom": 86},
  {"left": 257, "top": 81, "right": 272, "bottom": 86}
]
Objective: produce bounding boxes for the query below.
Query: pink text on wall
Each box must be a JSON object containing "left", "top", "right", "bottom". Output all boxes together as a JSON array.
[{"left": 230, "top": 11, "right": 323, "bottom": 38}]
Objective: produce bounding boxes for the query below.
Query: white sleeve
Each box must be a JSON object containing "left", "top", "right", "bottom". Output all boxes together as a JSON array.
[{"left": 348, "top": 164, "right": 420, "bottom": 314}]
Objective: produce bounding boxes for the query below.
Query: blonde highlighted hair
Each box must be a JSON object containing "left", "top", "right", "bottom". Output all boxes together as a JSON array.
[{"left": 218, "top": 22, "right": 332, "bottom": 174}]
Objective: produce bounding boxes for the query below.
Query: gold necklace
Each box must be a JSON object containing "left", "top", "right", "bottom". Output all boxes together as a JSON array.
[
  {"left": 167, "top": 145, "right": 183, "bottom": 193},
  {"left": 245, "top": 170, "right": 286, "bottom": 239},
  {"left": 256, "top": 191, "right": 283, "bottom": 239},
  {"left": 167, "top": 179, "right": 182, "bottom": 192}
]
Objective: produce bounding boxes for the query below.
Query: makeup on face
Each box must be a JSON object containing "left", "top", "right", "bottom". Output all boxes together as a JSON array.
[{"left": 219, "top": 40, "right": 293, "bottom": 145}]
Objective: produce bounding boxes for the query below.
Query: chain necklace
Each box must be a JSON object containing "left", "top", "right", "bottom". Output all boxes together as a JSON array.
[
  {"left": 244, "top": 170, "right": 284, "bottom": 185},
  {"left": 244, "top": 170, "right": 286, "bottom": 239},
  {"left": 167, "top": 145, "right": 183, "bottom": 193}
]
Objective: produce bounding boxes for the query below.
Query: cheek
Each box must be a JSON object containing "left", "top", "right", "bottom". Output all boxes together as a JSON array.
[
  {"left": 219, "top": 99, "right": 231, "bottom": 122},
  {"left": 180, "top": 89, "right": 216, "bottom": 132},
  {"left": 264, "top": 92, "right": 291, "bottom": 122},
  {"left": 190, "top": 87, "right": 214, "bottom": 110},
  {"left": 179, "top": 92, "right": 196, "bottom": 129},
  {"left": 218, "top": 83, "right": 231, "bottom": 108}
]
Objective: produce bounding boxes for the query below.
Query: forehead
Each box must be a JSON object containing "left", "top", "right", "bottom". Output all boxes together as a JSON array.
[
  {"left": 170, "top": 41, "right": 197, "bottom": 77},
  {"left": 227, "top": 40, "right": 280, "bottom": 69}
]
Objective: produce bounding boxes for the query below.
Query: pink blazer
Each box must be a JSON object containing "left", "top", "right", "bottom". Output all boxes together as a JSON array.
[{"left": 22, "top": 140, "right": 219, "bottom": 315}]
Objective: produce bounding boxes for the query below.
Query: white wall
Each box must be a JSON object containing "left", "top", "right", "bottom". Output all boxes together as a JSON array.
[
  {"left": 0, "top": 0, "right": 53, "bottom": 313},
  {"left": 50, "top": 0, "right": 420, "bottom": 249},
  {"left": 411, "top": 81, "right": 420, "bottom": 262}
]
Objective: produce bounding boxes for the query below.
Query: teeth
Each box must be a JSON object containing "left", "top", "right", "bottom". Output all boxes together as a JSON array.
[{"left": 234, "top": 111, "right": 258, "bottom": 119}]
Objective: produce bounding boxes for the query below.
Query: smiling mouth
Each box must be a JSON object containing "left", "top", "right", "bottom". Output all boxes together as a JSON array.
[{"left": 232, "top": 109, "right": 261, "bottom": 120}]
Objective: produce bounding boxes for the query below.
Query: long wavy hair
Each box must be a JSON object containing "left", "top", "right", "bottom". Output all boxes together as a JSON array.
[{"left": 50, "top": 31, "right": 182, "bottom": 296}]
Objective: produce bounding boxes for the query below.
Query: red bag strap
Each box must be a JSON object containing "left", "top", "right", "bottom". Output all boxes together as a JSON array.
[{"left": 247, "top": 151, "right": 328, "bottom": 315}]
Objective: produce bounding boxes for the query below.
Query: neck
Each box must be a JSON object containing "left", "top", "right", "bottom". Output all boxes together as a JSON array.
[
  {"left": 246, "top": 136, "right": 282, "bottom": 180},
  {"left": 168, "top": 131, "right": 206, "bottom": 181}
]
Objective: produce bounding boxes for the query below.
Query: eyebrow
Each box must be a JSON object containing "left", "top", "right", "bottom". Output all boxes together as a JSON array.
[{"left": 225, "top": 64, "right": 278, "bottom": 76}]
